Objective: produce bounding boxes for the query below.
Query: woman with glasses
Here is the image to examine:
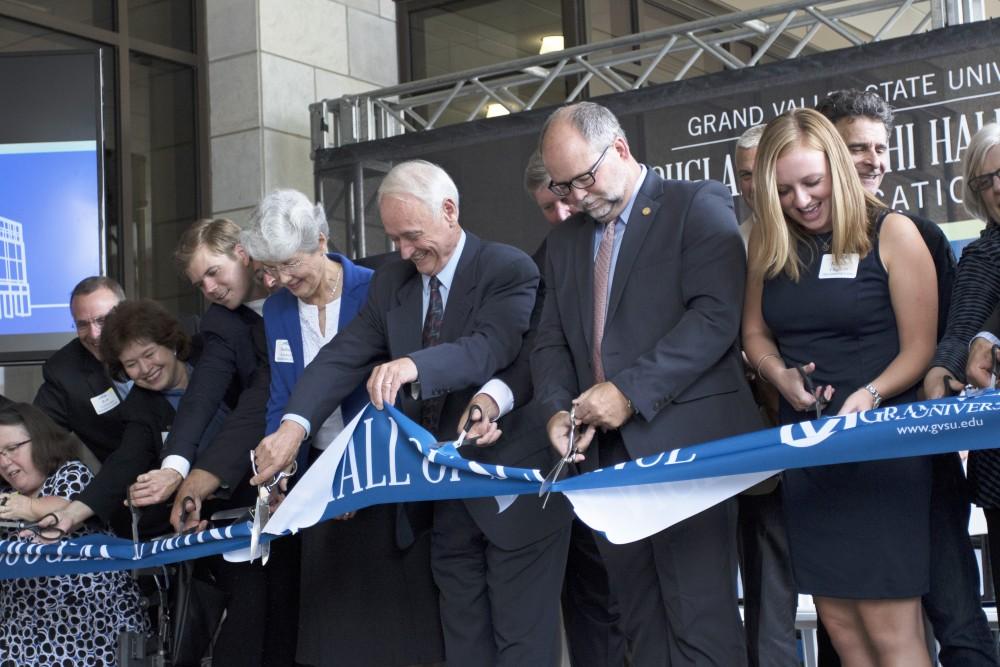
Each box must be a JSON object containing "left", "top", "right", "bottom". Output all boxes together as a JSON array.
[
  {"left": 743, "top": 108, "right": 937, "bottom": 665},
  {"left": 922, "top": 123, "right": 1000, "bottom": 602},
  {"left": 0, "top": 402, "right": 148, "bottom": 665},
  {"left": 243, "top": 188, "right": 444, "bottom": 667}
]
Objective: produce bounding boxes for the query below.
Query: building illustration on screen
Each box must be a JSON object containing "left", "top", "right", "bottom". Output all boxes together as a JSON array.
[{"left": 0, "top": 216, "right": 30, "bottom": 319}]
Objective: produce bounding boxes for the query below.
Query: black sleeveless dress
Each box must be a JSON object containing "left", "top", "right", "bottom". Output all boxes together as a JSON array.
[{"left": 761, "top": 224, "right": 932, "bottom": 598}]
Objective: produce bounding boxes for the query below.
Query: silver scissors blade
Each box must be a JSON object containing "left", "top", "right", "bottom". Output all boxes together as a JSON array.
[
  {"left": 127, "top": 498, "right": 141, "bottom": 559},
  {"left": 539, "top": 408, "right": 578, "bottom": 505},
  {"left": 250, "top": 487, "right": 267, "bottom": 563}
]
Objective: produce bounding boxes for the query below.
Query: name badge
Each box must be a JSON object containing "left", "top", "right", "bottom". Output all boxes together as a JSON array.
[
  {"left": 90, "top": 387, "right": 121, "bottom": 415},
  {"left": 274, "top": 339, "right": 294, "bottom": 363},
  {"left": 818, "top": 253, "right": 860, "bottom": 279}
]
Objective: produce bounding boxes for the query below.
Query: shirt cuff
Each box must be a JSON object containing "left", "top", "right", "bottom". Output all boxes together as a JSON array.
[
  {"left": 477, "top": 379, "right": 515, "bottom": 420},
  {"left": 282, "top": 413, "right": 312, "bottom": 438},
  {"left": 161, "top": 455, "right": 191, "bottom": 479},
  {"left": 972, "top": 331, "right": 1000, "bottom": 349}
]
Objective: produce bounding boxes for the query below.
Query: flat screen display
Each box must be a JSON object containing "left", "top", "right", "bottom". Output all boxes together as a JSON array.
[{"left": 0, "top": 51, "right": 103, "bottom": 362}]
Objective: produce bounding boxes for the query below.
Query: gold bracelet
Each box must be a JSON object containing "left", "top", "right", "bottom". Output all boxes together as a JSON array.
[{"left": 755, "top": 352, "right": 780, "bottom": 381}]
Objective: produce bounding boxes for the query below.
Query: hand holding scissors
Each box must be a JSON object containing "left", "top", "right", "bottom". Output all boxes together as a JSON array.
[
  {"left": 249, "top": 451, "right": 297, "bottom": 565},
  {"left": 0, "top": 512, "right": 66, "bottom": 542}
]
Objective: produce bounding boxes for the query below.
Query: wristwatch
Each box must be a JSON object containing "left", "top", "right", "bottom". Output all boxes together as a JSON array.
[{"left": 863, "top": 383, "right": 882, "bottom": 409}]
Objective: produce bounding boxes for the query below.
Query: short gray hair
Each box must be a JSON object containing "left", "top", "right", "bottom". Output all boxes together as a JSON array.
[
  {"left": 539, "top": 102, "right": 626, "bottom": 152},
  {"left": 376, "top": 159, "right": 459, "bottom": 216},
  {"left": 242, "top": 189, "right": 329, "bottom": 262},
  {"left": 964, "top": 123, "right": 1000, "bottom": 222},
  {"left": 523, "top": 150, "right": 549, "bottom": 194},
  {"left": 736, "top": 124, "right": 766, "bottom": 150}
]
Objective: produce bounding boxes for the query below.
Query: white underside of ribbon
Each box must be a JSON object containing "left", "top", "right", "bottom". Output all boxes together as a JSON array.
[{"left": 566, "top": 469, "right": 779, "bottom": 544}]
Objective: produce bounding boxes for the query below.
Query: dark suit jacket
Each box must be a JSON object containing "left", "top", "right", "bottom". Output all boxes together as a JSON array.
[
  {"left": 285, "top": 233, "right": 565, "bottom": 549},
  {"left": 167, "top": 305, "right": 272, "bottom": 495},
  {"left": 162, "top": 304, "right": 258, "bottom": 466},
  {"left": 34, "top": 338, "right": 126, "bottom": 462},
  {"left": 74, "top": 383, "right": 177, "bottom": 526},
  {"left": 532, "top": 169, "right": 762, "bottom": 470}
]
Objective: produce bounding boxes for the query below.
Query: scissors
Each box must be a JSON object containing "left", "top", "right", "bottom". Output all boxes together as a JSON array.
[
  {"left": 127, "top": 496, "right": 142, "bottom": 559},
  {"left": 796, "top": 365, "right": 829, "bottom": 420},
  {"left": 538, "top": 407, "right": 580, "bottom": 508},
  {"left": 249, "top": 451, "right": 297, "bottom": 565},
  {"left": 0, "top": 513, "right": 66, "bottom": 541},
  {"left": 989, "top": 344, "right": 1000, "bottom": 389},
  {"left": 432, "top": 404, "right": 484, "bottom": 450}
]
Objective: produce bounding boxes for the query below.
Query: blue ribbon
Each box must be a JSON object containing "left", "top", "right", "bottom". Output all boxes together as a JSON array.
[{"left": 3, "top": 390, "right": 998, "bottom": 579}]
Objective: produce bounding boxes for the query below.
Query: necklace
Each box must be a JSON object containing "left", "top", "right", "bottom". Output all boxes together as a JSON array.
[
  {"left": 326, "top": 263, "right": 343, "bottom": 300},
  {"left": 814, "top": 232, "right": 832, "bottom": 253}
]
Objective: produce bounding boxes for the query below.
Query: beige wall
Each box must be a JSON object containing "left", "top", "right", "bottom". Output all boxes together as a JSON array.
[{"left": 206, "top": 0, "right": 398, "bottom": 224}]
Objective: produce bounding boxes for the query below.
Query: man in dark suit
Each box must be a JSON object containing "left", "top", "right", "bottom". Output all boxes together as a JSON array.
[
  {"left": 252, "top": 159, "right": 572, "bottom": 666},
  {"left": 34, "top": 276, "right": 127, "bottom": 463},
  {"left": 464, "top": 150, "right": 627, "bottom": 667},
  {"left": 817, "top": 89, "right": 996, "bottom": 667},
  {"left": 532, "top": 101, "right": 762, "bottom": 666}
]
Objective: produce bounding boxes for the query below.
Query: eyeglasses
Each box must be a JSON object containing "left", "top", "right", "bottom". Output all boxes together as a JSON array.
[
  {"left": 259, "top": 258, "right": 303, "bottom": 278},
  {"left": 548, "top": 144, "right": 612, "bottom": 197},
  {"left": 0, "top": 439, "right": 29, "bottom": 461},
  {"left": 73, "top": 315, "right": 106, "bottom": 332},
  {"left": 968, "top": 167, "right": 1000, "bottom": 193}
]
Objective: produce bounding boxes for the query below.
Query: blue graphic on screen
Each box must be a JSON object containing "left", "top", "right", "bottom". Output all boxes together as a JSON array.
[{"left": 0, "top": 142, "right": 100, "bottom": 336}]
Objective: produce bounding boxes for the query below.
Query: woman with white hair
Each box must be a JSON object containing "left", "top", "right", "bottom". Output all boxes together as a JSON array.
[{"left": 243, "top": 188, "right": 444, "bottom": 667}]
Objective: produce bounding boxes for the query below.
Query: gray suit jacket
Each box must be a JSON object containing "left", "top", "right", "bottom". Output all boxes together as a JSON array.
[
  {"left": 285, "top": 232, "right": 570, "bottom": 549},
  {"left": 532, "top": 169, "right": 762, "bottom": 469}
]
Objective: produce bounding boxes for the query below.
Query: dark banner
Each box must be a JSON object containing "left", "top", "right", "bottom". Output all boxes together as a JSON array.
[{"left": 315, "top": 20, "right": 1000, "bottom": 256}]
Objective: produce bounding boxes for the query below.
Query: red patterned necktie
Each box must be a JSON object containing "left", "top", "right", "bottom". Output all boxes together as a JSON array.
[{"left": 592, "top": 220, "right": 616, "bottom": 383}]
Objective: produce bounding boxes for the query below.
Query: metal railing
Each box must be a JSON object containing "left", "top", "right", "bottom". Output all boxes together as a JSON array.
[{"left": 310, "top": 0, "right": 972, "bottom": 153}]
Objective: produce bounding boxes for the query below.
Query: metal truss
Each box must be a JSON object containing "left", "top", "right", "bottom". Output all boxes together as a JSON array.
[{"left": 310, "top": 0, "right": 959, "bottom": 153}]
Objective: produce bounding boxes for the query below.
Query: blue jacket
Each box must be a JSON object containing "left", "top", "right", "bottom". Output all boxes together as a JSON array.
[{"left": 263, "top": 254, "right": 373, "bottom": 461}]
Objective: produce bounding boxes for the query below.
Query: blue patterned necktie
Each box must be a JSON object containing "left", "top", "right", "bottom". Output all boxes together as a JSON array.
[{"left": 420, "top": 276, "right": 444, "bottom": 429}]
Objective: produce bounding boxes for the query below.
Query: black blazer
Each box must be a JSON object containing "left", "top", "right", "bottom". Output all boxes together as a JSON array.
[
  {"left": 74, "top": 383, "right": 177, "bottom": 530},
  {"left": 34, "top": 338, "right": 126, "bottom": 462},
  {"left": 285, "top": 233, "right": 568, "bottom": 549},
  {"left": 193, "top": 319, "right": 270, "bottom": 496},
  {"left": 532, "top": 170, "right": 762, "bottom": 470},
  {"left": 982, "top": 304, "right": 1000, "bottom": 337},
  {"left": 162, "top": 304, "right": 266, "bottom": 493}
]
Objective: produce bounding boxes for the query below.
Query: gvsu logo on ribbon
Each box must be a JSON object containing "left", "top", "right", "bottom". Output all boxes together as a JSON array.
[{"left": 4, "top": 392, "right": 1000, "bottom": 576}]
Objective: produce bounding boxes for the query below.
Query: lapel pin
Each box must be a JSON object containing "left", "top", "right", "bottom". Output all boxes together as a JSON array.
[{"left": 642, "top": 206, "right": 652, "bottom": 216}]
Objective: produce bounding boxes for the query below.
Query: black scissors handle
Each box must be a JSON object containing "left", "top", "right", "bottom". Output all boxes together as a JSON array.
[
  {"left": 0, "top": 513, "right": 66, "bottom": 541},
  {"left": 795, "top": 365, "right": 829, "bottom": 419}
]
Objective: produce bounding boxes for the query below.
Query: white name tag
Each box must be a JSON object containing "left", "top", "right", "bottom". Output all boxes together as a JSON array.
[
  {"left": 818, "top": 253, "right": 860, "bottom": 279},
  {"left": 274, "top": 339, "right": 294, "bottom": 363},
  {"left": 89, "top": 387, "right": 121, "bottom": 415}
]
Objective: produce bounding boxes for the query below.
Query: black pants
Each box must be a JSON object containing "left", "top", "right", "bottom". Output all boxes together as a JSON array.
[{"left": 207, "top": 533, "right": 301, "bottom": 667}]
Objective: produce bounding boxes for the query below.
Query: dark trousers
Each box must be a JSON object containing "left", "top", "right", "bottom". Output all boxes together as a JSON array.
[
  {"left": 596, "top": 431, "right": 746, "bottom": 667},
  {"left": 431, "top": 499, "right": 571, "bottom": 667},
  {"left": 818, "top": 454, "right": 997, "bottom": 667},
  {"left": 738, "top": 486, "right": 799, "bottom": 667},
  {"left": 562, "top": 517, "right": 629, "bottom": 667},
  {"left": 207, "top": 533, "right": 301, "bottom": 667}
]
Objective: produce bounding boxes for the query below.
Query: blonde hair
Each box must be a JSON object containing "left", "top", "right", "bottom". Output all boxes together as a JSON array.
[
  {"left": 750, "top": 108, "right": 883, "bottom": 281},
  {"left": 963, "top": 123, "right": 1000, "bottom": 223},
  {"left": 174, "top": 218, "right": 243, "bottom": 271}
]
